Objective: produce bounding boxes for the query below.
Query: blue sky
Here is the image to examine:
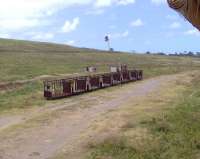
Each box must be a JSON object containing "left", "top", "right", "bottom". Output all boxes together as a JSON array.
[{"left": 0, "top": 0, "right": 199, "bottom": 53}]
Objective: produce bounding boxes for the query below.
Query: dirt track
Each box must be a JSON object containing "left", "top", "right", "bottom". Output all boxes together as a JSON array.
[{"left": 0, "top": 73, "right": 190, "bottom": 159}]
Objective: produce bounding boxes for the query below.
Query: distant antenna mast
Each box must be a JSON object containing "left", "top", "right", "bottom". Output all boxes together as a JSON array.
[{"left": 105, "top": 35, "right": 111, "bottom": 51}]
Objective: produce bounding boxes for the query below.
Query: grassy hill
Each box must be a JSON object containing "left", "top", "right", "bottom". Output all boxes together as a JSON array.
[
  {"left": 0, "top": 38, "right": 102, "bottom": 53},
  {"left": 0, "top": 38, "right": 200, "bottom": 111}
]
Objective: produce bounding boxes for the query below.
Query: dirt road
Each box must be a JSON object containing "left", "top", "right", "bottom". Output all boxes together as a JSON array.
[{"left": 0, "top": 73, "right": 191, "bottom": 159}]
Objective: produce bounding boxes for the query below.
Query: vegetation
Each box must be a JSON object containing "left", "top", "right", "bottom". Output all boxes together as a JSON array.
[
  {"left": 88, "top": 73, "right": 200, "bottom": 159},
  {"left": 146, "top": 50, "right": 200, "bottom": 57},
  {"left": 1, "top": 39, "right": 200, "bottom": 82},
  {"left": 1, "top": 38, "right": 200, "bottom": 111},
  {"left": 0, "top": 81, "right": 45, "bottom": 111}
]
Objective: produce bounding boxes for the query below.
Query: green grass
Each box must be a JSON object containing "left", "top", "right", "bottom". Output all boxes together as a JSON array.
[
  {"left": 0, "top": 81, "right": 45, "bottom": 111},
  {"left": 88, "top": 74, "right": 200, "bottom": 159},
  {"left": 1, "top": 38, "right": 200, "bottom": 111},
  {"left": 0, "top": 39, "right": 200, "bottom": 82},
  {"left": 1, "top": 51, "right": 199, "bottom": 82}
]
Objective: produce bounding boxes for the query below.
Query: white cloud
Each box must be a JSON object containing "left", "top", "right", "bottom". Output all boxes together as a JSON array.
[
  {"left": 32, "top": 33, "right": 54, "bottom": 40},
  {"left": 117, "top": 0, "right": 135, "bottom": 5},
  {"left": 0, "top": 0, "right": 92, "bottom": 19},
  {"left": 0, "top": 19, "right": 41, "bottom": 31},
  {"left": 166, "top": 15, "right": 178, "bottom": 20},
  {"left": 0, "top": 33, "right": 11, "bottom": 38},
  {"left": 86, "top": 9, "right": 105, "bottom": 15},
  {"left": 184, "top": 29, "right": 200, "bottom": 36},
  {"left": 151, "top": 0, "right": 166, "bottom": 5},
  {"left": 0, "top": 0, "right": 135, "bottom": 19},
  {"left": 95, "top": 0, "right": 112, "bottom": 7},
  {"left": 62, "top": 17, "right": 80, "bottom": 33},
  {"left": 67, "top": 40, "right": 75, "bottom": 45},
  {"left": 111, "top": 30, "right": 129, "bottom": 39},
  {"left": 131, "top": 19, "right": 144, "bottom": 27},
  {"left": 94, "top": 0, "right": 135, "bottom": 8},
  {"left": 0, "top": 0, "right": 91, "bottom": 31},
  {"left": 169, "top": 22, "right": 181, "bottom": 29},
  {"left": 122, "top": 31, "right": 129, "bottom": 37},
  {"left": 0, "top": 0, "right": 136, "bottom": 31}
]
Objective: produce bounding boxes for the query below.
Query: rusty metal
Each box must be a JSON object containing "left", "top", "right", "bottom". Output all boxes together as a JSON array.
[
  {"left": 112, "top": 72, "right": 121, "bottom": 85},
  {"left": 101, "top": 73, "right": 112, "bottom": 87},
  {"left": 121, "top": 71, "right": 130, "bottom": 83},
  {"left": 137, "top": 70, "right": 143, "bottom": 80},
  {"left": 89, "top": 75, "right": 100, "bottom": 90},
  {"left": 74, "top": 77, "right": 87, "bottom": 93},
  {"left": 43, "top": 67, "right": 143, "bottom": 100},
  {"left": 129, "top": 70, "right": 137, "bottom": 81}
]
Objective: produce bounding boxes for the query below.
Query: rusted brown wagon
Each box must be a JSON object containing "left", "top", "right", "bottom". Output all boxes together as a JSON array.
[
  {"left": 74, "top": 76, "right": 88, "bottom": 93},
  {"left": 129, "top": 70, "right": 138, "bottom": 81},
  {"left": 121, "top": 71, "right": 130, "bottom": 83},
  {"left": 88, "top": 75, "right": 101, "bottom": 90},
  {"left": 137, "top": 70, "right": 143, "bottom": 80},
  {"left": 112, "top": 72, "right": 122, "bottom": 85},
  {"left": 101, "top": 73, "right": 112, "bottom": 87},
  {"left": 44, "top": 68, "right": 143, "bottom": 100},
  {"left": 44, "top": 79, "right": 73, "bottom": 99}
]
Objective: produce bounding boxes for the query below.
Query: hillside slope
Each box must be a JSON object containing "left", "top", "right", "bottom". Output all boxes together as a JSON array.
[
  {"left": 0, "top": 38, "right": 200, "bottom": 111},
  {"left": 0, "top": 38, "right": 199, "bottom": 83},
  {"left": 0, "top": 38, "right": 101, "bottom": 53}
]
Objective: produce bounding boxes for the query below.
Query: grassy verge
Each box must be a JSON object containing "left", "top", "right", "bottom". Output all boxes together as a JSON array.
[
  {"left": 88, "top": 74, "right": 200, "bottom": 159},
  {"left": 0, "top": 81, "right": 45, "bottom": 112}
]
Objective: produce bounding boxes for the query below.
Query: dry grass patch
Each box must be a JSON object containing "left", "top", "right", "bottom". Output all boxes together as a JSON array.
[{"left": 86, "top": 73, "right": 195, "bottom": 159}]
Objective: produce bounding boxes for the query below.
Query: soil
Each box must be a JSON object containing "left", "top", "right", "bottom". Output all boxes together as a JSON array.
[{"left": 0, "top": 73, "right": 190, "bottom": 159}]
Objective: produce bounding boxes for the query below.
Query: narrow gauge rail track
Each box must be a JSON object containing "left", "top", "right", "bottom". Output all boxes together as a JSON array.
[{"left": 44, "top": 69, "right": 143, "bottom": 100}]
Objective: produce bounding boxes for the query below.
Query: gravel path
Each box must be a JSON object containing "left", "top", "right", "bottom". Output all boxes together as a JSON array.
[{"left": 0, "top": 74, "right": 180, "bottom": 159}]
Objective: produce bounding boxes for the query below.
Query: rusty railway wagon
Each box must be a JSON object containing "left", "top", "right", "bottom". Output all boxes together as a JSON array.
[{"left": 44, "top": 70, "right": 143, "bottom": 100}]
